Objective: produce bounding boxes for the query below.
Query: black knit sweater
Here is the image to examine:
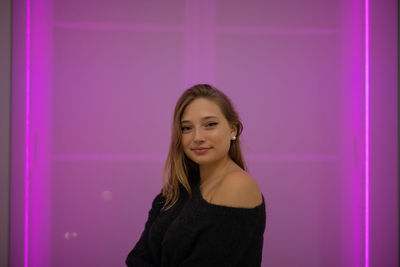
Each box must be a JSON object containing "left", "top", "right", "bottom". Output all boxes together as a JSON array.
[{"left": 125, "top": 174, "right": 266, "bottom": 267}]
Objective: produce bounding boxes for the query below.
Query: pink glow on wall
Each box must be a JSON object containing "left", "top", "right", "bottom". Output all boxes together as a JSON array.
[
  {"left": 25, "top": 0, "right": 31, "bottom": 266},
  {"left": 364, "top": 0, "right": 370, "bottom": 266}
]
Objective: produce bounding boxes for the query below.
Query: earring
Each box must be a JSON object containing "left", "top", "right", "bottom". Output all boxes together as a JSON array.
[{"left": 232, "top": 136, "right": 236, "bottom": 140}]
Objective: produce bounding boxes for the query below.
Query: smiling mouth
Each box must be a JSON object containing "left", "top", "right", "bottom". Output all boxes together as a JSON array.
[{"left": 192, "top": 148, "right": 211, "bottom": 153}]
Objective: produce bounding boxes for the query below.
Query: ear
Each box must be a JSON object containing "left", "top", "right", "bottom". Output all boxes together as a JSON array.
[{"left": 230, "top": 123, "right": 238, "bottom": 138}]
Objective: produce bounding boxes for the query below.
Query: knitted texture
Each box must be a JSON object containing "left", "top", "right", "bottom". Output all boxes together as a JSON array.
[{"left": 126, "top": 174, "right": 266, "bottom": 267}]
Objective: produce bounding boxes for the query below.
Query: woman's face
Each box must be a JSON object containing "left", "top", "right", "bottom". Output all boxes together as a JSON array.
[{"left": 180, "top": 98, "right": 237, "bottom": 165}]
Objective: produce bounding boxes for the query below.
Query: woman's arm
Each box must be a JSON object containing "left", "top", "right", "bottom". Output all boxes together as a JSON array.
[
  {"left": 177, "top": 213, "right": 263, "bottom": 267},
  {"left": 125, "top": 191, "right": 164, "bottom": 267}
]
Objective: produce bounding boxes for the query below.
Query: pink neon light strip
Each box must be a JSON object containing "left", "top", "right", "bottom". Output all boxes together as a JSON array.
[
  {"left": 25, "top": 0, "right": 31, "bottom": 266},
  {"left": 365, "top": 0, "right": 370, "bottom": 266}
]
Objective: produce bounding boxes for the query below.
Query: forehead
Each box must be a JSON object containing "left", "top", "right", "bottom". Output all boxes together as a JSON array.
[{"left": 181, "top": 98, "right": 223, "bottom": 122}]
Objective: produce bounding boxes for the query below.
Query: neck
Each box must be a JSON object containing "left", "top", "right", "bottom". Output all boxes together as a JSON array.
[{"left": 199, "top": 155, "right": 234, "bottom": 186}]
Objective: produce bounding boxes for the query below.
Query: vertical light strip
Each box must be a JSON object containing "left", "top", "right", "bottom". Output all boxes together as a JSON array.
[
  {"left": 365, "top": 0, "right": 370, "bottom": 266},
  {"left": 25, "top": 0, "right": 31, "bottom": 266}
]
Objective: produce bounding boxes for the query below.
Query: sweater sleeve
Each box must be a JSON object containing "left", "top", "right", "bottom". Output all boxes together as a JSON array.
[
  {"left": 179, "top": 211, "right": 261, "bottom": 267},
  {"left": 125, "top": 191, "right": 164, "bottom": 267}
]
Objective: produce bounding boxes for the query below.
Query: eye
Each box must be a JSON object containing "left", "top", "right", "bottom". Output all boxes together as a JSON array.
[
  {"left": 181, "top": 126, "right": 191, "bottom": 131},
  {"left": 207, "top": 122, "right": 218, "bottom": 127}
]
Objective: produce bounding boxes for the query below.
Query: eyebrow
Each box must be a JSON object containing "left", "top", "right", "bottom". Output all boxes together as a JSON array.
[{"left": 181, "top": 116, "right": 218, "bottom": 124}]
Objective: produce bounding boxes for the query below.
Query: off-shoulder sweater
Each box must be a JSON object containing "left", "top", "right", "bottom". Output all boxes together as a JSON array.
[{"left": 125, "top": 174, "right": 266, "bottom": 267}]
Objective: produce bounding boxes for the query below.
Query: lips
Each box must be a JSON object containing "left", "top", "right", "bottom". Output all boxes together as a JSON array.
[{"left": 192, "top": 147, "right": 211, "bottom": 154}]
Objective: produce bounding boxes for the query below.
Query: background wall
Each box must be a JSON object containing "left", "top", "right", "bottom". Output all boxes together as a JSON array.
[
  {"left": 0, "top": 0, "right": 11, "bottom": 266},
  {"left": 8, "top": 0, "right": 398, "bottom": 267},
  {"left": 370, "top": 1, "right": 398, "bottom": 266}
]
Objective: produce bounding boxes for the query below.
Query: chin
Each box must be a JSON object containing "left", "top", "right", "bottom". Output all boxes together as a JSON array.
[{"left": 193, "top": 157, "right": 213, "bottom": 165}]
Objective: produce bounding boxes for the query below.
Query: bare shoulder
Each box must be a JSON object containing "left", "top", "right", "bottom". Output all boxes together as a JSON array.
[{"left": 213, "top": 170, "right": 263, "bottom": 208}]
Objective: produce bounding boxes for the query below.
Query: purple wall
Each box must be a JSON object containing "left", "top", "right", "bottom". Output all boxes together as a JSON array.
[
  {"left": 370, "top": 1, "right": 398, "bottom": 266},
  {"left": 10, "top": 0, "right": 398, "bottom": 267}
]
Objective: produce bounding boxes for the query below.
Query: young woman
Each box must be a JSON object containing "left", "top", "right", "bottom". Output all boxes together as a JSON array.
[{"left": 126, "top": 84, "right": 266, "bottom": 267}]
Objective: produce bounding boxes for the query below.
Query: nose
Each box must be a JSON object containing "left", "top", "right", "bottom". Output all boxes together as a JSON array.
[{"left": 193, "top": 127, "right": 205, "bottom": 143}]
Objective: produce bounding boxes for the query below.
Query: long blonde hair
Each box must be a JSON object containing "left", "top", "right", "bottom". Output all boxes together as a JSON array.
[{"left": 160, "top": 84, "right": 247, "bottom": 211}]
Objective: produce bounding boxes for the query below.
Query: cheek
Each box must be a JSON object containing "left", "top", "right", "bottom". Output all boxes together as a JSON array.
[
  {"left": 209, "top": 131, "right": 230, "bottom": 147},
  {"left": 181, "top": 135, "right": 190, "bottom": 147},
  {"left": 214, "top": 128, "right": 229, "bottom": 139}
]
